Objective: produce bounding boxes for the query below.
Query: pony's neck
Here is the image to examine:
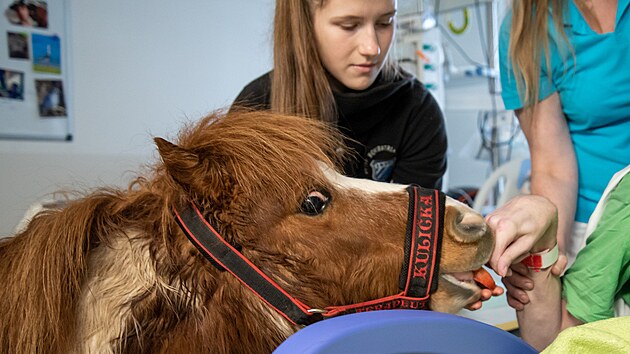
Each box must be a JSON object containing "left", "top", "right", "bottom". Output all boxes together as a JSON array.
[{"left": 74, "top": 227, "right": 294, "bottom": 352}]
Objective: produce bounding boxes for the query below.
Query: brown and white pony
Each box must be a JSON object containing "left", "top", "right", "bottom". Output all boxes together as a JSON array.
[{"left": 0, "top": 111, "right": 494, "bottom": 354}]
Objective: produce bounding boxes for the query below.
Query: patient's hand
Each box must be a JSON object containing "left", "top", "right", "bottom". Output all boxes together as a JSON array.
[
  {"left": 466, "top": 286, "right": 504, "bottom": 311},
  {"left": 503, "top": 252, "right": 567, "bottom": 310},
  {"left": 485, "top": 195, "right": 558, "bottom": 277},
  {"left": 502, "top": 262, "right": 532, "bottom": 311}
]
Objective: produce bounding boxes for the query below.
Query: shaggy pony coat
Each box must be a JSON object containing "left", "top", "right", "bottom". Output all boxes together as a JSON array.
[
  {"left": 0, "top": 110, "right": 493, "bottom": 353},
  {"left": 0, "top": 111, "right": 346, "bottom": 353}
]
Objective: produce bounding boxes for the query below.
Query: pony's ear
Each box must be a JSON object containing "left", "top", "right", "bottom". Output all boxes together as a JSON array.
[{"left": 155, "top": 137, "right": 202, "bottom": 190}]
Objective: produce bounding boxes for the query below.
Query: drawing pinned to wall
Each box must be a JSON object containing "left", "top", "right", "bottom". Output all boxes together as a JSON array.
[
  {"left": 32, "top": 33, "right": 60, "bottom": 73},
  {"left": 4, "top": 0, "right": 47, "bottom": 28},
  {"left": 36, "top": 79, "right": 65, "bottom": 117},
  {"left": 7, "top": 32, "right": 29, "bottom": 59},
  {"left": 0, "top": 68, "right": 24, "bottom": 99}
]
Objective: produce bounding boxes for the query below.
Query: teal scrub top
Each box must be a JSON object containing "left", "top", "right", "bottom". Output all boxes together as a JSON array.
[{"left": 499, "top": 0, "right": 630, "bottom": 222}]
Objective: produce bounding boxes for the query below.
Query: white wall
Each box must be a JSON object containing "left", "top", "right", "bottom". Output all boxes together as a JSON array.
[{"left": 1, "top": 1, "right": 274, "bottom": 236}]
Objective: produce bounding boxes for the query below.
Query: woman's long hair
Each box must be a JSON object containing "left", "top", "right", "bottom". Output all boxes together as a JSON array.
[
  {"left": 271, "top": 0, "right": 400, "bottom": 123},
  {"left": 508, "top": 0, "right": 571, "bottom": 107}
]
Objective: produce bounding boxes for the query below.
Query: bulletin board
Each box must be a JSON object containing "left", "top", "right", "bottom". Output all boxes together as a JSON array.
[{"left": 0, "top": 0, "right": 72, "bottom": 141}]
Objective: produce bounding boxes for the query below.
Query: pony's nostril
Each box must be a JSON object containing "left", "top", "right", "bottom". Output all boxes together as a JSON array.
[
  {"left": 455, "top": 211, "right": 487, "bottom": 242},
  {"left": 459, "top": 212, "right": 485, "bottom": 229}
]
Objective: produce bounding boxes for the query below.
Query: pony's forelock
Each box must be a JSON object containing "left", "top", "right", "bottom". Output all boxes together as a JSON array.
[{"left": 165, "top": 110, "right": 346, "bottom": 208}]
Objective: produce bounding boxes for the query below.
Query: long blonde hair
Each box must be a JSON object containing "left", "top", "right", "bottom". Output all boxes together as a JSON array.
[
  {"left": 508, "top": 0, "right": 571, "bottom": 107},
  {"left": 271, "top": 0, "right": 400, "bottom": 123}
]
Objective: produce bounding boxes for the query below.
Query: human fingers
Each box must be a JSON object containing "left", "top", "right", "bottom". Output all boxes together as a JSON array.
[
  {"left": 486, "top": 199, "right": 544, "bottom": 275},
  {"left": 506, "top": 293, "right": 526, "bottom": 311},
  {"left": 486, "top": 212, "right": 519, "bottom": 276},
  {"left": 466, "top": 288, "right": 497, "bottom": 311},
  {"left": 502, "top": 276, "right": 531, "bottom": 305},
  {"left": 479, "top": 288, "right": 493, "bottom": 301},
  {"left": 503, "top": 271, "right": 533, "bottom": 291},
  {"left": 466, "top": 300, "right": 483, "bottom": 311},
  {"left": 486, "top": 195, "right": 558, "bottom": 276},
  {"left": 551, "top": 252, "right": 568, "bottom": 276},
  {"left": 496, "top": 235, "right": 535, "bottom": 277},
  {"left": 491, "top": 285, "right": 504, "bottom": 297},
  {"left": 510, "top": 261, "right": 529, "bottom": 276},
  {"left": 488, "top": 205, "right": 555, "bottom": 276}
]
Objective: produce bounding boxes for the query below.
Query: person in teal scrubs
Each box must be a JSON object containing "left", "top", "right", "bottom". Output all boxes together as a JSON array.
[
  {"left": 482, "top": 0, "right": 630, "bottom": 328},
  {"left": 495, "top": 0, "right": 630, "bottom": 279}
]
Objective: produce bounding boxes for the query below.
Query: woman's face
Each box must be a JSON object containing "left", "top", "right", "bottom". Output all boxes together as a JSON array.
[{"left": 312, "top": 0, "right": 396, "bottom": 91}]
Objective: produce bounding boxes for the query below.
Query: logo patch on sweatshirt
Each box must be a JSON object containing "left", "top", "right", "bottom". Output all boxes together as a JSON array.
[{"left": 366, "top": 145, "right": 396, "bottom": 182}]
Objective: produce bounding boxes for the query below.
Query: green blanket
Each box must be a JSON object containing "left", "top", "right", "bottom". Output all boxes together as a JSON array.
[{"left": 542, "top": 317, "right": 630, "bottom": 353}]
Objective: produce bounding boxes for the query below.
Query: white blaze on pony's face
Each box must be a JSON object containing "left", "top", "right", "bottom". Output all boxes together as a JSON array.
[{"left": 321, "top": 164, "right": 406, "bottom": 193}]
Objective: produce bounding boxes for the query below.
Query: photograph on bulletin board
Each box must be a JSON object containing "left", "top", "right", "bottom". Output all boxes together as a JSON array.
[
  {"left": 35, "top": 79, "right": 65, "bottom": 117},
  {"left": 7, "top": 31, "right": 29, "bottom": 59},
  {"left": 4, "top": 0, "right": 48, "bottom": 28},
  {"left": 32, "top": 33, "right": 60, "bottom": 74},
  {"left": 0, "top": 68, "right": 24, "bottom": 100},
  {"left": 0, "top": 0, "right": 72, "bottom": 141}
]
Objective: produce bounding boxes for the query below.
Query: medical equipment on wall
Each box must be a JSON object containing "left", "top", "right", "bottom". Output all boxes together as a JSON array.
[
  {"left": 397, "top": 0, "right": 514, "bottom": 166},
  {"left": 397, "top": 0, "right": 525, "bottom": 208},
  {"left": 396, "top": 10, "right": 446, "bottom": 109},
  {"left": 396, "top": 1, "right": 501, "bottom": 93}
]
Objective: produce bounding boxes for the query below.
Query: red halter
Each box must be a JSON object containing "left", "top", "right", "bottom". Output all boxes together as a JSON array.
[{"left": 173, "top": 185, "right": 444, "bottom": 326}]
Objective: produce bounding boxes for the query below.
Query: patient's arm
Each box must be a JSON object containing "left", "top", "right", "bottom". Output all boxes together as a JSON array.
[
  {"left": 516, "top": 263, "right": 584, "bottom": 351},
  {"left": 516, "top": 265, "right": 562, "bottom": 351},
  {"left": 561, "top": 300, "right": 584, "bottom": 329}
]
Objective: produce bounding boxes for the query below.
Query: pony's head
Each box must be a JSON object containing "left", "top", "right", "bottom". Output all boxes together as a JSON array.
[
  {"left": 156, "top": 110, "right": 494, "bottom": 320},
  {"left": 0, "top": 110, "right": 496, "bottom": 353}
]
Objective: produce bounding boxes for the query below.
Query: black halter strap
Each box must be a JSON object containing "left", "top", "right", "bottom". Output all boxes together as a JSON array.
[
  {"left": 173, "top": 202, "right": 321, "bottom": 326},
  {"left": 173, "top": 185, "right": 444, "bottom": 326}
]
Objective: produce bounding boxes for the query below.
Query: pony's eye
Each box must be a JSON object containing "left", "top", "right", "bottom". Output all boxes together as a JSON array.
[{"left": 299, "top": 190, "right": 331, "bottom": 216}]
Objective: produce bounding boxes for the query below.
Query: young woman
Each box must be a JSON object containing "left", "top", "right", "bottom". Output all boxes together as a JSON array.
[
  {"left": 232, "top": 0, "right": 447, "bottom": 189},
  {"left": 498, "top": 0, "right": 630, "bottom": 270}
]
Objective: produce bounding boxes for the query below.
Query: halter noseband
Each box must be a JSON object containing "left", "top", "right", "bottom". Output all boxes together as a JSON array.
[{"left": 173, "top": 185, "right": 444, "bottom": 326}]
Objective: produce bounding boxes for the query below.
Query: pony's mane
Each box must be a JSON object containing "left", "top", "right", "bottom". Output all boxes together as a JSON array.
[
  {"left": 170, "top": 109, "right": 345, "bottom": 197},
  {"left": 152, "top": 110, "right": 348, "bottom": 233}
]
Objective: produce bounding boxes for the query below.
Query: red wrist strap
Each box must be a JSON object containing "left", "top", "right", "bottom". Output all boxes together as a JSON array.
[{"left": 521, "top": 243, "right": 559, "bottom": 271}]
